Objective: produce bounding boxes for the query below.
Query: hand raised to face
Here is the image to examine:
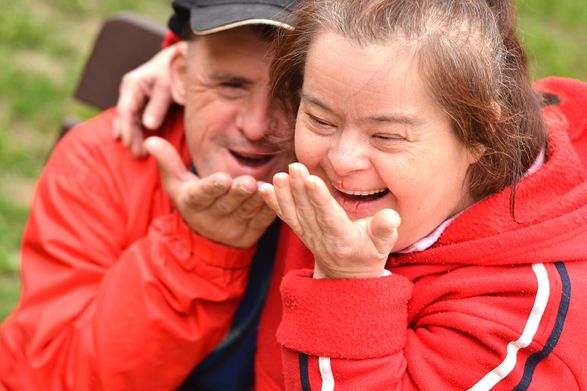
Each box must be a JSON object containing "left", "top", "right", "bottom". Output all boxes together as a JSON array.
[
  {"left": 113, "top": 42, "right": 186, "bottom": 158},
  {"left": 259, "top": 163, "right": 401, "bottom": 279},
  {"left": 145, "top": 136, "right": 276, "bottom": 249}
]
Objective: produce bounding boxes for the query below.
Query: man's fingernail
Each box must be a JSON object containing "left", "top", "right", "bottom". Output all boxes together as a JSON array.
[
  {"left": 144, "top": 116, "right": 156, "bottom": 129},
  {"left": 214, "top": 182, "right": 228, "bottom": 190},
  {"left": 238, "top": 185, "right": 253, "bottom": 194}
]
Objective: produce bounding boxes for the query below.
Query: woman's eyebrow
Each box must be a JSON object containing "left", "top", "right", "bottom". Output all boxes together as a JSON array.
[
  {"left": 301, "top": 90, "right": 420, "bottom": 125},
  {"left": 368, "top": 113, "right": 421, "bottom": 126},
  {"left": 300, "top": 91, "right": 333, "bottom": 113}
]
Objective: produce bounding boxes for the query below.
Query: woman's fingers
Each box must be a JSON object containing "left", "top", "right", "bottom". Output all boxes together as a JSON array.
[
  {"left": 288, "top": 163, "right": 324, "bottom": 235},
  {"left": 367, "top": 209, "right": 401, "bottom": 255},
  {"left": 272, "top": 172, "right": 303, "bottom": 233},
  {"left": 265, "top": 164, "right": 349, "bottom": 240},
  {"left": 258, "top": 183, "right": 281, "bottom": 216},
  {"left": 305, "top": 175, "right": 349, "bottom": 236}
]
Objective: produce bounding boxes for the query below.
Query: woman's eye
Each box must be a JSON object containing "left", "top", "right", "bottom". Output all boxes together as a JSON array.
[
  {"left": 307, "top": 113, "right": 333, "bottom": 128},
  {"left": 374, "top": 133, "right": 406, "bottom": 142}
]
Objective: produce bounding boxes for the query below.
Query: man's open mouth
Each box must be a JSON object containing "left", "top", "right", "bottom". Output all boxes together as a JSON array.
[{"left": 229, "top": 150, "right": 275, "bottom": 168}]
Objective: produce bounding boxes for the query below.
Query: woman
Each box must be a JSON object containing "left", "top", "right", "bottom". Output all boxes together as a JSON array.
[
  {"left": 254, "top": 0, "right": 587, "bottom": 389},
  {"left": 112, "top": 0, "right": 586, "bottom": 388}
]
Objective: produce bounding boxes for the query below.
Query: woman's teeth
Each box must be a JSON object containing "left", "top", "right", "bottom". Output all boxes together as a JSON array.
[
  {"left": 335, "top": 187, "right": 390, "bottom": 202},
  {"left": 337, "top": 188, "right": 388, "bottom": 196}
]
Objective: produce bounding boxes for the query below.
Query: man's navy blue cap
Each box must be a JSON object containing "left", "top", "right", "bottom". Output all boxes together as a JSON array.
[{"left": 169, "top": 0, "right": 296, "bottom": 36}]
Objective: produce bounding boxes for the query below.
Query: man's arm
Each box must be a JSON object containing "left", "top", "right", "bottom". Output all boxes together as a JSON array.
[
  {"left": 113, "top": 42, "right": 185, "bottom": 157},
  {"left": 0, "top": 112, "right": 256, "bottom": 390}
]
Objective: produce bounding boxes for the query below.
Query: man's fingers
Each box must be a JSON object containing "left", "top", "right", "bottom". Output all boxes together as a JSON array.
[
  {"left": 115, "top": 75, "right": 148, "bottom": 146},
  {"left": 233, "top": 191, "right": 267, "bottom": 221},
  {"left": 142, "top": 79, "right": 173, "bottom": 130},
  {"left": 209, "top": 176, "right": 258, "bottom": 215},
  {"left": 144, "top": 137, "right": 191, "bottom": 198},
  {"left": 130, "top": 130, "right": 147, "bottom": 157},
  {"left": 368, "top": 209, "right": 401, "bottom": 255},
  {"left": 183, "top": 173, "right": 232, "bottom": 209},
  {"left": 247, "top": 204, "right": 277, "bottom": 232},
  {"left": 112, "top": 117, "right": 121, "bottom": 139}
]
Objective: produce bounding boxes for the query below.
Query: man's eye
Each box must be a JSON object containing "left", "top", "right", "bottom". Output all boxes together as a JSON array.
[
  {"left": 220, "top": 82, "right": 244, "bottom": 89},
  {"left": 218, "top": 82, "right": 247, "bottom": 98}
]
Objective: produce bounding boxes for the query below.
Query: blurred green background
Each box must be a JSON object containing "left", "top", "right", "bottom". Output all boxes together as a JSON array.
[{"left": 0, "top": 0, "right": 586, "bottom": 321}]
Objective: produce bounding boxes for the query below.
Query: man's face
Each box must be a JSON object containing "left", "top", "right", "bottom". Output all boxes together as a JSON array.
[{"left": 173, "top": 27, "right": 293, "bottom": 182}]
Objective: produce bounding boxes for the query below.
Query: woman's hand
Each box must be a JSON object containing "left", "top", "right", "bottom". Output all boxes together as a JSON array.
[
  {"left": 113, "top": 42, "right": 187, "bottom": 157},
  {"left": 259, "top": 163, "right": 400, "bottom": 279}
]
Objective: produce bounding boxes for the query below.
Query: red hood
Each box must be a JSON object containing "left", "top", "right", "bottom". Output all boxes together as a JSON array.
[{"left": 394, "top": 77, "right": 587, "bottom": 267}]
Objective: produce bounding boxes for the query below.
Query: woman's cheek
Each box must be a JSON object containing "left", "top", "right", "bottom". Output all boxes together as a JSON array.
[{"left": 294, "top": 128, "right": 323, "bottom": 167}]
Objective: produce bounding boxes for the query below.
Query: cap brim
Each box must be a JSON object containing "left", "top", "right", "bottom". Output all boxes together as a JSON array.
[{"left": 190, "top": 3, "right": 294, "bottom": 35}]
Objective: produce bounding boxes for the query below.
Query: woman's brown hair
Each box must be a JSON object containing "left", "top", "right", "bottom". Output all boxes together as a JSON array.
[{"left": 271, "top": 0, "right": 547, "bottom": 215}]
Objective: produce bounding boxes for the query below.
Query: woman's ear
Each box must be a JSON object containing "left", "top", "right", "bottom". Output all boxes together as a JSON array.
[
  {"left": 169, "top": 42, "right": 189, "bottom": 105},
  {"left": 468, "top": 142, "right": 486, "bottom": 164},
  {"left": 491, "top": 101, "right": 502, "bottom": 122}
]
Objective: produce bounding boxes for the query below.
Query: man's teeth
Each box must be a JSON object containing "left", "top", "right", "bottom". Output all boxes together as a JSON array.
[{"left": 337, "top": 188, "right": 387, "bottom": 196}]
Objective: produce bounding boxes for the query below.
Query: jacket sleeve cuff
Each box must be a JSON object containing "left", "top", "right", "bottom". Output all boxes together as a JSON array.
[
  {"left": 277, "top": 269, "right": 412, "bottom": 359},
  {"left": 151, "top": 213, "right": 256, "bottom": 271}
]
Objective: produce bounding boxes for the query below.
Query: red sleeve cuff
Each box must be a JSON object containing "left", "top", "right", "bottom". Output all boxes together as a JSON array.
[
  {"left": 277, "top": 269, "right": 412, "bottom": 359},
  {"left": 151, "top": 213, "right": 256, "bottom": 271}
]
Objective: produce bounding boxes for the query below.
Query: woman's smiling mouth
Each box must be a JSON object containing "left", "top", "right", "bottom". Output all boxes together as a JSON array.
[{"left": 333, "top": 185, "right": 390, "bottom": 202}]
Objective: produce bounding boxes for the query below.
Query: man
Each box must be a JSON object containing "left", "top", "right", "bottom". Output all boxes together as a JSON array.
[{"left": 0, "top": 1, "right": 296, "bottom": 389}]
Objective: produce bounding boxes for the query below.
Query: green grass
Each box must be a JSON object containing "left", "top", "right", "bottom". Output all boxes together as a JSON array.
[
  {"left": 517, "top": 0, "right": 587, "bottom": 80},
  {"left": 0, "top": 0, "right": 168, "bottom": 320},
  {"left": 0, "top": 0, "right": 586, "bottom": 321}
]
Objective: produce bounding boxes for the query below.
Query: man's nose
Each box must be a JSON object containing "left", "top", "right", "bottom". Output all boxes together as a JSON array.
[
  {"left": 236, "top": 92, "right": 273, "bottom": 141},
  {"left": 327, "top": 132, "right": 371, "bottom": 176}
]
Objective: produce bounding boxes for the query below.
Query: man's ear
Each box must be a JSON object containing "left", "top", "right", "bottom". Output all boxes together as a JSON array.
[{"left": 170, "top": 42, "right": 188, "bottom": 105}]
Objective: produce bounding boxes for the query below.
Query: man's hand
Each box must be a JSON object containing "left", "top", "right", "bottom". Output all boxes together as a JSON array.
[
  {"left": 113, "top": 42, "right": 187, "bottom": 158},
  {"left": 259, "top": 163, "right": 400, "bottom": 278},
  {"left": 145, "top": 136, "right": 276, "bottom": 248}
]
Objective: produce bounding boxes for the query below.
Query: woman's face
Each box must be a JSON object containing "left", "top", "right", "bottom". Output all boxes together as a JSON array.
[{"left": 295, "top": 31, "right": 480, "bottom": 251}]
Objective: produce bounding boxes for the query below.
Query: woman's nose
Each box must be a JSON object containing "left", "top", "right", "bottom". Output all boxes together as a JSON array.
[{"left": 327, "top": 133, "right": 370, "bottom": 176}]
